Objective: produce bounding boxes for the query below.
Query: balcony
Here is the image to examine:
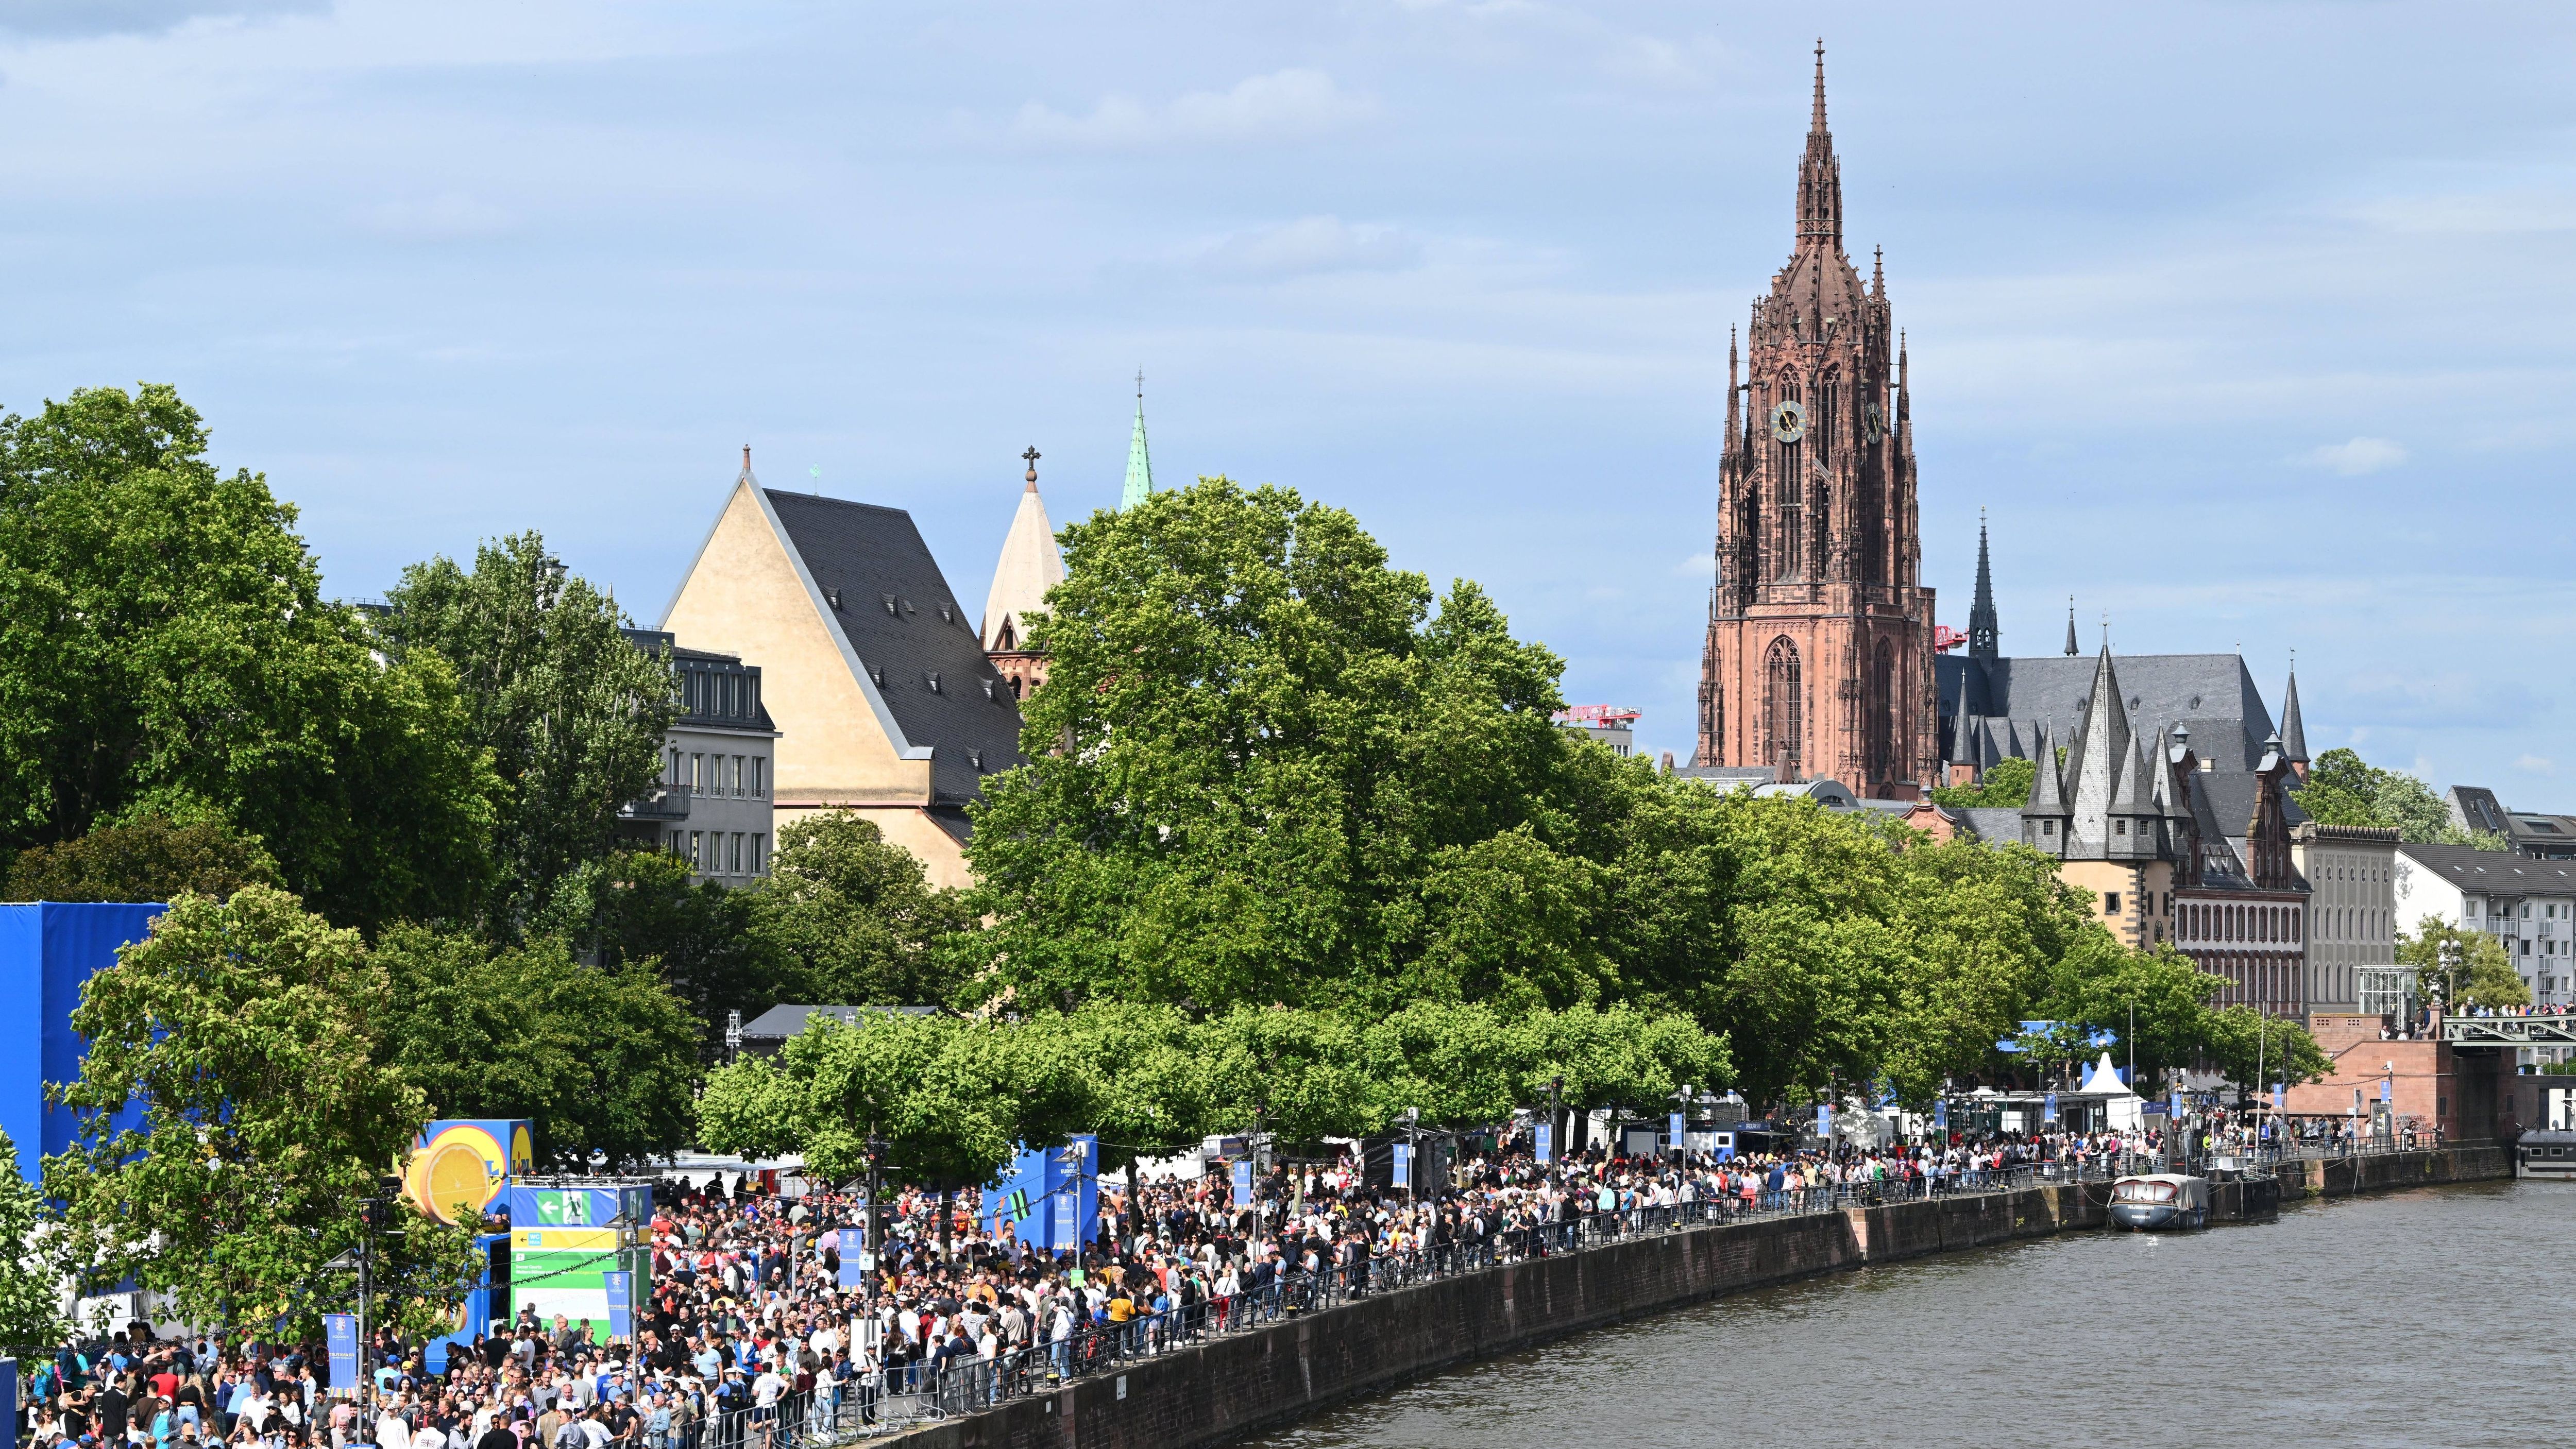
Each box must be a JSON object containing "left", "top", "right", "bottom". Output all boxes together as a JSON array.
[{"left": 620, "top": 784, "right": 691, "bottom": 821}]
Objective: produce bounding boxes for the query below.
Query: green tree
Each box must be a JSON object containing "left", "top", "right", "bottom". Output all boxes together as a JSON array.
[
  {"left": 375, "top": 925, "right": 701, "bottom": 1169},
  {"left": 1201, "top": 1006, "right": 1386, "bottom": 1148},
  {"left": 0, "top": 1132, "right": 65, "bottom": 1351},
  {"left": 2293, "top": 748, "right": 2471, "bottom": 844},
  {"left": 963, "top": 478, "right": 1593, "bottom": 1017},
  {"left": 1878, "top": 838, "right": 2098, "bottom": 1100},
  {"left": 698, "top": 1010, "right": 1090, "bottom": 1259},
  {"left": 378, "top": 532, "right": 676, "bottom": 929},
  {"left": 2200, "top": 1006, "right": 2333, "bottom": 1094},
  {"left": 747, "top": 812, "right": 979, "bottom": 1008},
  {"left": 5, "top": 812, "right": 278, "bottom": 903},
  {"left": 2397, "top": 916, "right": 2528, "bottom": 1009},
  {"left": 0, "top": 384, "right": 499, "bottom": 931},
  {"left": 44, "top": 887, "right": 482, "bottom": 1340},
  {"left": 2039, "top": 941, "right": 2226, "bottom": 1092},
  {"left": 532, "top": 849, "right": 775, "bottom": 1057},
  {"left": 1926, "top": 756, "right": 2036, "bottom": 809}
]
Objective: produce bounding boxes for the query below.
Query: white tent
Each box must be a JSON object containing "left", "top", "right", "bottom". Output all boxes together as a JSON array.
[{"left": 2080, "top": 1052, "right": 2143, "bottom": 1131}]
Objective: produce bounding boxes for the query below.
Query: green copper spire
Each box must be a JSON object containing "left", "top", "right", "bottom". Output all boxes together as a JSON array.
[{"left": 1120, "top": 369, "right": 1154, "bottom": 509}]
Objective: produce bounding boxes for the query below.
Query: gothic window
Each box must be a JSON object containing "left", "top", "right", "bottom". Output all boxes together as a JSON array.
[
  {"left": 1775, "top": 376, "right": 1803, "bottom": 580},
  {"left": 1867, "top": 637, "right": 1894, "bottom": 783},
  {"left": 1818, "top": 372, "right": 1837, "bottom": 465},
  {"left": 1764, "top": 636, "right": 1802, "bottom": 774}
]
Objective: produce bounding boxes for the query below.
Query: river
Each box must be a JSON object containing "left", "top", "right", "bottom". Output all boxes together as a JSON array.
[{"left": 1245, "top": 1180, "right": 2564, "bottom": 1449}]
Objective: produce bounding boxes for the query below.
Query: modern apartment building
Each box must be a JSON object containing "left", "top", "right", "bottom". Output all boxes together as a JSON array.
[{"left": 620, "top": 631, "right": 779, "bottom": 884}]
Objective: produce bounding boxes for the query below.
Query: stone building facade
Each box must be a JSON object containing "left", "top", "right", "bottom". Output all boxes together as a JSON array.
[{"left": 1693, "top": 47, "right": 1937, "bottom": 798}]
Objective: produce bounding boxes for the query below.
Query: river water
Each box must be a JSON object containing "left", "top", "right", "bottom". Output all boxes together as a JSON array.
[{"left": 1247, "top": 1181, "right": 2565, "bottom": 1449}]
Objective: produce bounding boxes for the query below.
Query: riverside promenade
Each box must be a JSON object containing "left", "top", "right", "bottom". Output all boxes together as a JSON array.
[{"left": 882, "top": 1144, "right": 2504, "bottom": 1449}]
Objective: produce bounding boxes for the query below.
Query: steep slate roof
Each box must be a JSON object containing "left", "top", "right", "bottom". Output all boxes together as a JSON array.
[
  {"left": 1941, "top": 651, "right": 2279, "bottom": 772},
  {"left": 762, "top": 490, "right": 1029, "bottom": 807}
]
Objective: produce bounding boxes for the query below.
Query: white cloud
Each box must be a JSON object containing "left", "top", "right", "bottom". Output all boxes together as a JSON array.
[
  {"left": 1184, "top": 216, "right": 1422, "bottom": 280},
  {"left": 2300, "top": 436, "right": 2408, "bottom": 476},
  {"left": 350, "top": 193, "right": 516, "bottom": 241},
  {"left": 1009, "top": 69, "right": 1373, "bottom": 151},
  {"left": 2518, "top": 754, "right": 2556, "bottom": 776},
  {"left": 1674, "top": 552, "right": 1714, "bottom": 576}
]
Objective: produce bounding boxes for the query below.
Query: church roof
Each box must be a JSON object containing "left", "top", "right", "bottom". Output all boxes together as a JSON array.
[
  {"left": 761, "top": 490, "right": 1028, "bottom": 806},
  {"left": 1121, "top": 387, "right": 1155, "bottom": 509},
  {"left": 980, "top": 477, "right": 1064, "bottom": 652},
  {"left": 2278, "top": 668, "right": 2309, "bottom": 762},
  {"left": 1940, "top": 651, "right": 2279, "bottom": 772}
]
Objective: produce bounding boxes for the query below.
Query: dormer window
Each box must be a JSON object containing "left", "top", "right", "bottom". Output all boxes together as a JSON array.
[
  {"left": 2116, "top": 819, "right": 2128, "bottom": 836},
  {"left": 926, "top": 672, "right": 941, "bottom": 693},
  {"left": 2042, "top": 820, "right": 2057, "bottom": 837},
  {"left": 882, "top": 593, "right": 899, "bottom": 615}
]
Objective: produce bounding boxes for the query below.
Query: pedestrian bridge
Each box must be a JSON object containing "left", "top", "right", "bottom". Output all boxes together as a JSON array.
[{"left": 2439, "top": 1016, "right": 2576, "bottom": 1047}]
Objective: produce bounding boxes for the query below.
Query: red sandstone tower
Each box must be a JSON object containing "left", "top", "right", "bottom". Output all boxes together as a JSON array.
[{"left": 1693, "top": 45, "right": 1936, "bottom": 797}]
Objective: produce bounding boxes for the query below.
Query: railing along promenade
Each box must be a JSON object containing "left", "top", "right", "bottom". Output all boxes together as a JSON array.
[{"left": 672, "top": 1157, "right": 2142, "bottom": 1444}]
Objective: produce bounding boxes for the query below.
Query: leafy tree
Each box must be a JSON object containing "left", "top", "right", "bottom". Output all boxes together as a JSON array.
[
  {"left": 1201, "top": 1006, "right": 1385, "bottom": 1148},
  {"left": 5, "top": 812, "right": 278, "bottom": 903},
  {"left": 2293, "top": 748, "right": 2471, "bottom": 844},
  {"left": 2397, "top": 916, "right": 2528, "bottom": 1010},
  {"left": 963, "top": 478, "right": 1592, "bottom": 1018},
  {"left": 377, "top": 532, "right": 676, "bottom": 929},
  {"left": 698, "top": 1010, "right": 1089, "bottom": 1259},
  {"left": 375, "top": 925, "right": 701, "bottom": 1169},
  {"left": 747, "top": 812, "right": 978, "bottom": 1008},
  {"left": 531, "top": 849, "right": 774, "bottom": 1057},
  {"left": 0, "top": 1132, "right": 64, "bottom": 1351},
  {"left": 2200, "top": 1006, "right": 2332, "bottom": 1093},
  {"left": 1878, "top": 838, "right": 2097, "bottom": 1099},
  {"left": 2039, "top": 941, "right": 2226, "bottom": 1092},
  {"left": 0, "top": 384, "right": 499, "bottom": 932},
  {"left": 45, "top": 887, "right": 482, "bottom": 1340},
  {"left": 1926, "top": 756, "right": 2036, "bottom": 809}
]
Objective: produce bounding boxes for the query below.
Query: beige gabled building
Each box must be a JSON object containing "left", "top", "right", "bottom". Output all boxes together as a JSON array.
[{"left": 659, "top": 453, "right": 1029, "bottom": 889}]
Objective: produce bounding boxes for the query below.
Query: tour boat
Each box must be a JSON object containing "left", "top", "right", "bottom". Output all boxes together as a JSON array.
[
  {"left": 2107, "top": 1173, "right": 2208, "bottom": 1231},
  {"left": 2515, "top": 1130, "right": 2576, "bottom": 1180}
]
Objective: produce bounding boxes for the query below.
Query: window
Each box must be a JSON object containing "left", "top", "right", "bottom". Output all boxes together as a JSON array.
[
  {"left": 751, "top": 757, "right": 765, "bottom": 799},
  {"left": 690, "top": 753, "right": 704, "bottom": 789},
  {"left": 730, "top": 755, "right": 743, "bottom": 796},
  {"left": 668, "top": 747, "right": 681, "bottom": 784},
  {"left": 688, "top": 831, "right": 703, "bottom": 870},
  {"left": 752, "top": 833, "right": 766, "bottom": 875},
  {"left": 1763, "top": 637, "right": 1802, "bottom": 772},
  {"left": 2042, "top": 819, "right": 2056, "bottom": 837},
  {"left": 2115, "top": 819, "right": 2127, "bottom": 836},
  {"left": 2105, "top": 892, "right": 2122, "bottom": 915},
  {"left": 728, "top": 832, "right": 743, "bottom": 875}
]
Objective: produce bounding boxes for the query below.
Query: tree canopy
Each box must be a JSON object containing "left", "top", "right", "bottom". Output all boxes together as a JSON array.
[
  {"left": 2398, "top": 915, "right": 2528, "bottom": 1009},
  {"left": 5, "top": 812, "right": 279, "bottom": 904},
  {"left": 0, "top": 385, "right": 499, "bottom": 932},
  {"left": 377, "top": 532, "right": 676, "bottom": 931},
  {"left": 748, "top": 811, "right": 979, "bottom": 1009},
  {"left": 2293, "top": 747, "right": 2485, "bottom": 846}
]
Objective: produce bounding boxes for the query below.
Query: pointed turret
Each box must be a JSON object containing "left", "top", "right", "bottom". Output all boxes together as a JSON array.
[
  {"left": 2024, "top": 721, "right": 2069, "bottom": 853},
  {"left": 1120, "top": 372, "right": 1155, "bottom": 509},
  {"left": 1968, "top": 509, "right": 1999, "bottom": 660},
  {"left": 2064, "top": 644, "right": 2133, "bottom": 856},
  {"left": 982, "top": 451, "right": 1066, "bottom": 654},
  {"left": 1725, "top": 327, "right": 1741, "bottom": 441},
  {"left": 2279, "top": 661, "right": 2309, "bottom": 777},
  {"left": 1795, "top": 39, "right": 1842, "bottom": 250},
  {"left": 2063, "top": 598, "right": 2078, "bottom": 656},
  {"left": 1949, "top": 704, "right": 1978, "bottom": 771}
]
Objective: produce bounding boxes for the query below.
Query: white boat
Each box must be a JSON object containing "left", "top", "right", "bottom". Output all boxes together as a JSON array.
[{"left": 2107, "top": 1173, "right": 2208, "bottom": 1231}]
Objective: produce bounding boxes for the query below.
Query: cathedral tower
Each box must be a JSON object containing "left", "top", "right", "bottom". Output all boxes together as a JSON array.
[{"left": 1693, "top": 44, "right": 1937, "bottom": 796}]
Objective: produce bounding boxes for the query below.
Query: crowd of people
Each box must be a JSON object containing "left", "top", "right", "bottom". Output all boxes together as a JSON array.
[{"left": 17, "top": 1119, "right": 2290, "bottom": 1449}]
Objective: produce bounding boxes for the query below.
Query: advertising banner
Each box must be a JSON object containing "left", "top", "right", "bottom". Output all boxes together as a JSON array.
[
  {"left": 325, "top": 1315, "right": 357, "bottom": 1395},
  {"left": 1534, "top": 1123, "right": 1552, "bottom": 1164}
]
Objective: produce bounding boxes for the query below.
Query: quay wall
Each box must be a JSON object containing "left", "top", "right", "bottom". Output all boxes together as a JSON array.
[{"left": 891, "top": 1149, "right": 2500, "bottom": 1449}]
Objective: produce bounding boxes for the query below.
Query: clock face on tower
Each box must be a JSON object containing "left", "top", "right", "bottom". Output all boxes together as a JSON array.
[
  {"left": 1771, "top": 399, "right": 1808, "bottom": 444},
  {"left": 1865, "top": 403, "right": 1885, "bottom": 442}
]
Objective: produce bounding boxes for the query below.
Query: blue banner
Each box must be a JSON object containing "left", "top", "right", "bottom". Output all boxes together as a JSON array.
[
  {"left": 1933, "top": 1099, "right": 1948, "bottom": 1129},
  {"left": 1232, "top": 1158, "right": 1253, "bottom": 1210},
  {"left": 2380, "top": 1078, "right": 2391, "bottom": 1104},
  {"left": 1391, "top": 1143, "right": 1411, "bottom": 1189},
  {"left": 1668, "top": 1111, "right": 1685, "bottom": 1150},
  {"left": 325, "top": 1314, "right": 357, "bottom": 1396},
  {"left": 1534, "top": 1122, "right": 1553, "bottom": 1164},
  {"left": 604, "top": 1270, "right": 634, "bottom": 1339},
  {"left": 0, "top": 1357, "right": 15, "bottom": 1449},
  {"left": 2043, "top": 1092, "right": 2058, "bottom": 1123},
  {"left": 2272, "top": 1084, "right": 2284, "bottom": 1110},
  {"left": 1816, "top": 1105, "right": 1833, "bottom": 1138}
]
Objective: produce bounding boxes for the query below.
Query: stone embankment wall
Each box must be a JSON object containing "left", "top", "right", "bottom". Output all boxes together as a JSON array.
[
  {"left": 891, "top": 1148, "right": 2501, "bottom": 1449},
  {"left": 2273, "top": 1143, "right": 2505, "bottom": 1201}
]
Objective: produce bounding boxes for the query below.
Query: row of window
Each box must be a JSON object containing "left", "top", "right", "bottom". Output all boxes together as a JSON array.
[
  {"left": 2466, "top": 899, "right": 2570, "bottom": 920},
  {"left": 2176, "top": 899, "right": 2303, "bottom": 946},
  {"left": 671, "top": 749, "right": 766, "bottom": 798},
  {"left": 673, "top": 830, "right": 766, "bottom": 877},
  {"left": 684, "top": 667, "right": 759, "bottom": 721}
]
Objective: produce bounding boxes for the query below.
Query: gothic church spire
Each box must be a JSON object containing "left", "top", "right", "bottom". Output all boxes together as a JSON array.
[
  {"left": 1120, "top": 370, "right": 1155, "bottom": 509},
  {"left": 1969, "top": 510, "right": 1998, "bottom": 660},
  {"left": 1796, "top": 39, "right": 1842, "bottom": 249}
]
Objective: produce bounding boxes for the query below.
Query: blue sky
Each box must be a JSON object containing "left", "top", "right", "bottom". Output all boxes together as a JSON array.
[{"left": 4, "top": 2, "right": 2571, "bottom": 799}]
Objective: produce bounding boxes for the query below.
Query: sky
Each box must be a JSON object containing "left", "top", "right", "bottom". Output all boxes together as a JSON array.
[{"left": 3, "top": 2, "right": 2571, "bottom": 798}]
